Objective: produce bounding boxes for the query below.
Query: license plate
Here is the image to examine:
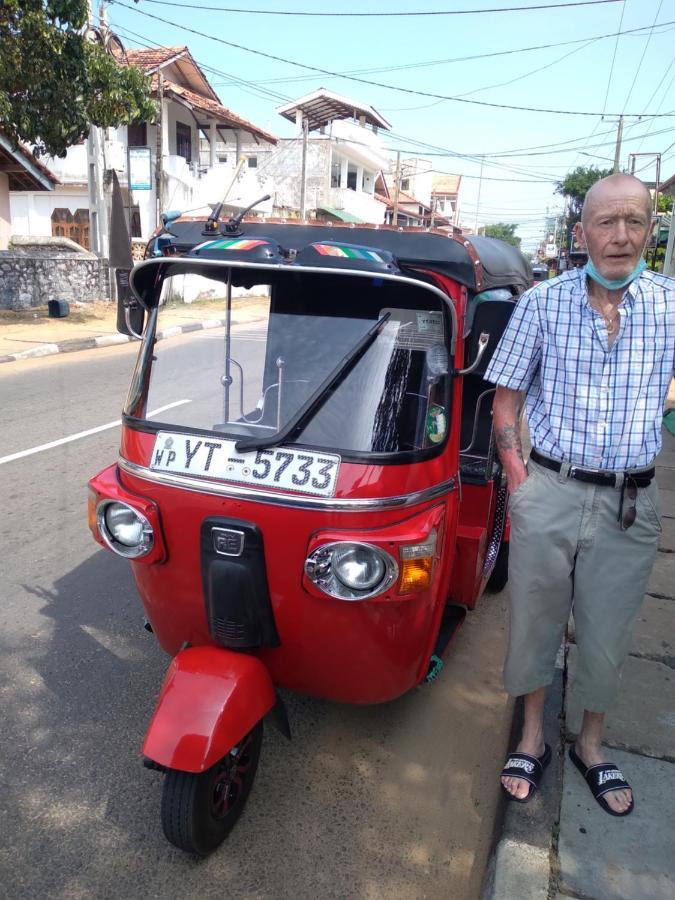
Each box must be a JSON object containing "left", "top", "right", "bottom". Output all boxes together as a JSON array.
[{"left": 150, "top": 431, "right": 341, "bottom": 497}]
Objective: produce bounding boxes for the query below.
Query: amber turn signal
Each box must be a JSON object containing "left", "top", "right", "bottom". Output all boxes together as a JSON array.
[
  {"left": 399, "top": 557, "right": 433, "bottom": 593},
  {"left": 87, "top": 488, "right": 98, "bottom": 535}
]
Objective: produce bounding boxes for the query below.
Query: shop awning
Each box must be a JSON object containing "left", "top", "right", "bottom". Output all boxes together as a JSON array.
[{"left": 317, "top": 206, "right": 364, "bottom": 224}]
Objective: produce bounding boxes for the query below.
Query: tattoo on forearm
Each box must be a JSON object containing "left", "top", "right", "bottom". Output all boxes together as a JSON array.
[{"left": 495, "top": 425, "right": 524, "bottom": 461}]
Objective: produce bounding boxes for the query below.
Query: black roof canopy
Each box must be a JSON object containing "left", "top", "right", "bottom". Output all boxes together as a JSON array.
[{"left": 155, "top": 220, "right": 532, "bottom": 294}]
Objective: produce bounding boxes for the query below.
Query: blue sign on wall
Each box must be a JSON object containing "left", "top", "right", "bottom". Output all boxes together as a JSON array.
[{"left": 128, "top": 146, "right": 153, "bottom": 191}]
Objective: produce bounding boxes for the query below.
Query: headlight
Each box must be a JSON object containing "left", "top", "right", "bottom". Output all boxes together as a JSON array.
[
  {"left": 305, "top": 542, "right": 398, "bottom": 600},
  {"left": 97, "top": 501, "right": 154, "bottom": 558}
]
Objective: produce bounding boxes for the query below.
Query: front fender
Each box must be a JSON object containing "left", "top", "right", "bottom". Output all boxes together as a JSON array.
[{"left": 142, "top": 647, "right": 276, "bottom": 773}]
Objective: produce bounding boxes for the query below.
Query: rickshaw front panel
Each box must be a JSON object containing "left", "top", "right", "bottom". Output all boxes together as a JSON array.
[{"left": 109, "top": 450, "right": 459, "bottom": 704}]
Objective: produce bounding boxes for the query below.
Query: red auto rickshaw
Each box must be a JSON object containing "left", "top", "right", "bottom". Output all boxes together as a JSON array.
[{"left": 88, "top": 216, "right": 531, "bottom": 855}]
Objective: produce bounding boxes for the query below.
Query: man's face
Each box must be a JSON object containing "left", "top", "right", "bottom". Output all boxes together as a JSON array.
[{"left": 574, "top": 185, "right": 651, "bottom": 282}]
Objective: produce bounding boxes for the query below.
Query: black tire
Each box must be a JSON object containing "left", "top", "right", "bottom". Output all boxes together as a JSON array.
[
  {"left": 160, "top": 721, "right": 263, "bottom": 856},
  {"left": 487, "top": 540, "right": 509, "bottom": 592}
]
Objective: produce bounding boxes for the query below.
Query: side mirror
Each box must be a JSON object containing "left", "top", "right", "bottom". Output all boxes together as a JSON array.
[{"left": 115, "top": 268, "right": 145, "bottom": 340}]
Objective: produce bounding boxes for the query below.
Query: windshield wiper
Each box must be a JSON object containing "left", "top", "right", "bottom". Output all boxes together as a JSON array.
[{"left": 234, "top": 312, "right": 391, "bottom": 453}]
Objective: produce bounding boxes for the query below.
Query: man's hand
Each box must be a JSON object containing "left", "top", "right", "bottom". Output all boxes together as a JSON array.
[{"left": 492, "top": 387, "right": 528, "bottom": 494}]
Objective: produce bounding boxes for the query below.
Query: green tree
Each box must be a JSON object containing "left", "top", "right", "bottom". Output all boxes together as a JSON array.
[
  {"left": 555, "top": 165, "right": 612, "bottom": 223},
  {"left": 657, "top": 193, "right": 673, "bottom": 213},
  {"left": 0, "top": 2, "right": 156, "bottom": 157},
  {"left": 483, "top": 222, "right": 521, "bottom": 246}
]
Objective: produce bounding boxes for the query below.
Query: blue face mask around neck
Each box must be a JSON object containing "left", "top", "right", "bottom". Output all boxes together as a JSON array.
[{"left": 585, "top": 257, "right": 646, "bottom": 290}]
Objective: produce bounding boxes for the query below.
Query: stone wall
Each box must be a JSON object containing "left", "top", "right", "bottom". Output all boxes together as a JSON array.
[{"left": 0, "top": 237, "right": 110, "bottom": 309}]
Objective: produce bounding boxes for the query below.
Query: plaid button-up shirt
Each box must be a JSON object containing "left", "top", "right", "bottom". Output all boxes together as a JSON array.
[{"left": 484, "top": 267, "right": 675, "bottom": 470}]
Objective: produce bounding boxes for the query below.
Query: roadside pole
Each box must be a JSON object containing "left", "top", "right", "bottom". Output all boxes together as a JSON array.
[
  {"left": 392, "top": 150, "right": 401, "bottom": 226},
  {"left": 613, "top": 115, "right": 624, "bottom": 173},
  {"left": 155, "top": 72, "right": 164, "bottom": 226},
  {"left": 473, "top": 156, "right": 484, "bottom": 235},
  {"left": 300, "top": 116, "right": 308, "bottom": 219}
]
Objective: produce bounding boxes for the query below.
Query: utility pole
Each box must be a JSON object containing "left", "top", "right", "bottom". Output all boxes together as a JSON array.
[
  {"left": 299, "top": 116, "right": 308, "bottom": 219},
  {"left": 155, "top": 71, "right": 164, "bottom": 225},
  {"left": 613, "top": 115, "right": 624, "bottom": 174},
  {"left": 628, "top": 152, "right": 661, "bottom": 212},
  {"left": 473, "top": 156, "right": 484, "bottom": 234},
  {"left": 392, "top": 150, "right": 401, "bottom": 226}
]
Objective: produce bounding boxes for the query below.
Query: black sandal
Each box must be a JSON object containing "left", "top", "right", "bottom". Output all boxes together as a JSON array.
[
  {"left": 500, "top": 743, "right": 552, "bottom": 803},
  {"left": 569, "top": 744, "right": 634, "bottom": 817}
]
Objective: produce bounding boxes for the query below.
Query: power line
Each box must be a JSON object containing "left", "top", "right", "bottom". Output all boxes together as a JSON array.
[
  {"left": 246, "top": 21, "right": 675, "bottom": 88},
  {"left": 111, "top": 1, "right": 675, "bottom": 118},
  {"left": 130, "top": 0, "right": 624, "bottom": 17},
  {"left": 621, "top": 0, "right": 664, "bottom": 113}
]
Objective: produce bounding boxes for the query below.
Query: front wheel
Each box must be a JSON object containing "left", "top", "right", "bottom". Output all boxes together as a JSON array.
[{"left": 160, "top": 721, "right": 263, "bottom": 855}]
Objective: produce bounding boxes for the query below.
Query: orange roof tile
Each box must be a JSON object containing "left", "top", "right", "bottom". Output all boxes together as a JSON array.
[
  {"left": 161, "top": 81, "right": 277, "bottom": 145},
  {"left": 125, "top": 47, "right": 188, "bottom": 72}
]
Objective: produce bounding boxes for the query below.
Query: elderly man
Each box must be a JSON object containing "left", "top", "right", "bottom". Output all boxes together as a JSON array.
[{"left": 485, "top": 174, "right": 674, "bottom": 816}]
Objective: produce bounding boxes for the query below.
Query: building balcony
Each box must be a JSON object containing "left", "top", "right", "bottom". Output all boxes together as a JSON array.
[{"left": 328, "top": 187, "right": 387, "bottom": 224}]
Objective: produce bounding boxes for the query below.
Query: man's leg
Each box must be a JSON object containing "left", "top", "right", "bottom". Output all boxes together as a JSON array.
[
  {"left": 574, "top": 711, "right": 632, "bottom": 814},
  {"left": 501, "top": 462, "right": 582, "bottom": 798},
  {"left": 571, "top": 479, "right": 661, "bottom": 813},
  {"left": 501, "top": 687, "right": 547, "bottom": 799}
]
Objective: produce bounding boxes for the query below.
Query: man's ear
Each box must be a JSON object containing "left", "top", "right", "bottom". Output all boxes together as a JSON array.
[{"left": 573, "top": 221, "right": 587, "bottom": 250}]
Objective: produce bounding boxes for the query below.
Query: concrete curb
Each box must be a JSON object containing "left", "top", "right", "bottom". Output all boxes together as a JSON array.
[
  {"left": 481, "top": 667, "right": 565, "bottom": 900},
  {"left": 0, "top": 318, "right": 228, "bottom": 364}
]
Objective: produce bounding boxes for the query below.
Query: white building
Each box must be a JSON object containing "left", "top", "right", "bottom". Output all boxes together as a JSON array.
[
  {"left": 268, "top": 89, "right": 392, "bottom": 224},
  {"left": 9, "top": 45, "right": 278, "bottom": 256}
]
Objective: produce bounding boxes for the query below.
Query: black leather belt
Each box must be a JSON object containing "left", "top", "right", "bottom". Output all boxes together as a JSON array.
[{"left": 529, "top": 449, "right": 654, "bottom": 487}]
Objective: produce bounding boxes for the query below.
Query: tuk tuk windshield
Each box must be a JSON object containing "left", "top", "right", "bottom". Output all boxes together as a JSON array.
[{"left": 139, "top": 270, "right": 451, "bottom": 458}]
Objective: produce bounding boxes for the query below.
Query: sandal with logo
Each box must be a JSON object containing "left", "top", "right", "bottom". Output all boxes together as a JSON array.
[
  {"left": 569, "top": 744, "right": 634, "bottom": 817},
  {"left": 500, "top": 743, "right": 552, "bottom": 803}
]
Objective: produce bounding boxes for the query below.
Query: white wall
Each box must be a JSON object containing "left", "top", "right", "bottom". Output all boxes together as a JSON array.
[
  {"left": 0, "top": 173, "right": 10, "bottom": 250},
  {"left": 9, "top": 188, "right": 89, "bottom": 238}
]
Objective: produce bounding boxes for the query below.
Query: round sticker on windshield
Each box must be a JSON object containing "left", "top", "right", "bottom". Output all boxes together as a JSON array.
[{"left": 426, "top": 404, "right": 447, "bottom": 444}]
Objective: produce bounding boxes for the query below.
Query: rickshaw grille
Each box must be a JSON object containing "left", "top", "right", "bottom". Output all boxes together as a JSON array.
[
  {"left": 200, "top": 517, "right": 281, "bottom": 650},
  {"left": 212, "top": 618, "right": 251, "bottom": 645}
]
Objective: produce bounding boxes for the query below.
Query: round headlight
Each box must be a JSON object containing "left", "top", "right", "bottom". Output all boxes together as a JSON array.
[
  {"left": 333, "top": 545, "right": 386, "bottom": 591},
  {"left": 98, "top": 501, "right": 154, "bottom": 558},
  {"left": 305, "top": 542, "right": 398, "bottom": 601}
]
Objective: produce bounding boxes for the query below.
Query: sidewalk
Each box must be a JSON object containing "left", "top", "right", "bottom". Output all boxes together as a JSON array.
[
  {"left": 483, "top": 423, "right": 675, "bottom": 900},
  {"left": 0, "top": 296, "right": 268, "bottom": 363}
]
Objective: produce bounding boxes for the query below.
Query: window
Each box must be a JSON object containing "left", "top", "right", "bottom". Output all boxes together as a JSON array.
[
  {"left": 331, "top": 157, "right": 341, "bottom": 188},
  {"left": 127, "top": 122, "right": 147, "bottom": 147},
  {"left": 401, "top": 178, "right": 410, "bottom": 191},
  {"left": 140, "top": 272, "right": 450, "bottom": 458},
  {"left": 247, "top": 156, "right": 258, "bottom": 168},
  {"left": 176, "top": 122, "right": 192, "bottom": 162},
  {"left": 51, "top": 208, "right": 90, "bottom": 249},
  {"left": 347, "top": 163, "right": 358, "bottom": 191}
]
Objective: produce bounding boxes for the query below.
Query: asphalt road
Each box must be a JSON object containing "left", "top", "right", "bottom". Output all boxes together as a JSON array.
[{"left": 0, "top": 332, "right": 513, "bottom": 900}]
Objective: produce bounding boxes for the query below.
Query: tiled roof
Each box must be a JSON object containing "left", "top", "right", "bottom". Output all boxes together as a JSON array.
[
  {"left": 397, "top": 190, "right": 431, "bottom": 212},
  {"left": 660, "top": 173, "right": 675, "bottom": 194},
  {"left": 160, "top": 80, "right": 278, "bottom": 144},
  {"left": 125, "top": 47, "right": 188, "bottom": 72},
  {"left": 0, "top": 132, "right": 59, "bottom": 190}
]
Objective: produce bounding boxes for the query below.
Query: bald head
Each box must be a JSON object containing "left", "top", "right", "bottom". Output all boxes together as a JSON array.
[
  {"left": 574, "top": 173, "right": 652, "bottom": 285},
  {"left": 581, "top": 174, "right": 652, "bottom": 225}
]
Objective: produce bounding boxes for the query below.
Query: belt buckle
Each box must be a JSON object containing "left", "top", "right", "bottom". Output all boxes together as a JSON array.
[{"left": 569, "top": 464, "right": 601, "bottom": 480}]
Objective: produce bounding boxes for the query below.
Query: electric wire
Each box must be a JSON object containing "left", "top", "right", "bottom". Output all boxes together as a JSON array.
[
  {"left": 621, "top": 0, "right": 664, "bottom": 114},
  {"left": 110, "top": 1, "right": 675, "bottom": 117},
  {"left": 128, "top": 0, "right": 624, "bottom": 17}
]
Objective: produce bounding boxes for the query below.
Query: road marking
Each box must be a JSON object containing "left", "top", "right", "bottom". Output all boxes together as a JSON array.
[{"left": 0, "top": 399, "right": 191, "bottom": 466}]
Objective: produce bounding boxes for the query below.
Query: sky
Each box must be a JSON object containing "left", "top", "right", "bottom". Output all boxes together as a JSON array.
[{"left": 103, "top": 0, "right": 675, "bottom": 252}]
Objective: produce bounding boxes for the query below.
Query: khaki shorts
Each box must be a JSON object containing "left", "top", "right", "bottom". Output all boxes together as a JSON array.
[{"left": 505, "top": 458, "right": 661, "bottom": 711}]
